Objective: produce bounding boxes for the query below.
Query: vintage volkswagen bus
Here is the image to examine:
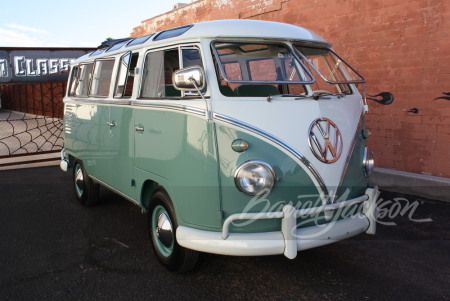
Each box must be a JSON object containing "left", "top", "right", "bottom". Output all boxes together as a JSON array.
[{"left": 61, "top": 20, "right": 381, "bottom": 272}]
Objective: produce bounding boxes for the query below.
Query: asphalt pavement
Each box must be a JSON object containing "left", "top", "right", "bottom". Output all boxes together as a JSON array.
[{"left": 0, "top": 166, "right": 449, "bottom": 300}]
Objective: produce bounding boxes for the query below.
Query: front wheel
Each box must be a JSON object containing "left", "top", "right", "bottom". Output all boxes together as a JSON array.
[
  {"left": 148, "top": 190, "right": 198, "bottom": 273},
  {"left": 73, "top": 161, "right": 99, "bottom": 207}
]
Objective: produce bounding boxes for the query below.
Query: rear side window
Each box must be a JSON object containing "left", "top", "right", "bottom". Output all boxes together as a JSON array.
[
  {"left": 181, "top": 48, "right": 203, "bottom": 68},
  {"left": 73, "top": 63, "right": 94, "bottom": 97},
  {"left": 115, "top": 52, "right": 139, "bottom": 98},
  {"left": 140, "top": 49, "right": 179, "bottom": 98},
  {"left": 68, "top": 66, "right": 79, "bottom": 96},
  {"left": 90, "top": 59, "right": 115, "bottom": 97},
  {"left": 140, "top": 47, "right": 203, "bottom": 99}
]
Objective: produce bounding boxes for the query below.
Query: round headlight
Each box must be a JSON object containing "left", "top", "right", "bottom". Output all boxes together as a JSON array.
[
  {"left": 234, "top": 160, "right": 276, "bottom": 196},
  {"left": 363, "top": 148, "right": 375, "bottom": 177}
]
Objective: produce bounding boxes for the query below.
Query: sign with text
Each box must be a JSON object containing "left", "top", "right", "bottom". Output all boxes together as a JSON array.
[{"left": 0, "top": 48, "right": 94, "bottom": 83}]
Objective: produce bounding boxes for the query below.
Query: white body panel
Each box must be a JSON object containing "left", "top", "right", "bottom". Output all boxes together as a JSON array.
[
  {"left": 177, "top": 187, "right": 378, "bottom": 258},
  {"left": 213, "top": 95, "right": 363, "bottom": 198},
  {"left": 177, "top": 214, "right": 369, "bottom": 257}
]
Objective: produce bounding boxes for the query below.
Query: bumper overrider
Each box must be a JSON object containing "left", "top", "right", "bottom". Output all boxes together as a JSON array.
[{"left": 177, "top": 187, "right": 380, "bottom": 259}]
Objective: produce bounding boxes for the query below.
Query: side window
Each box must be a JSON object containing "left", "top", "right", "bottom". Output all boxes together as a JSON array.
[
  {"left": 140, "top": 49, "right": 180, "bottom": 98},
  {"left": 115, "top": 52, "right": 139, "bottom": 98},
  {"left": 90, "top": 59, "right": 115, "bottom": 97},
  {"left": 74, "top": 63, "right": 94, "bottom": 97},
  {"left": 181, "top": 48, "right": 205, "bottom": 96},
  {"left": 181, "top": 48, "right": 203, "bottom": 68},
  {"left": 68, "top": 66, "right": 79, "bottom": 96}
]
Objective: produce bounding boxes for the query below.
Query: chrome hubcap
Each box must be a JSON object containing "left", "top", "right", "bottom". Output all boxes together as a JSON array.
[
  {"left": 74, "top": 166, "right": 84, "bottom": 197},
  {"left": 156, "top": 212, "right": 174, "bottom": 248}
]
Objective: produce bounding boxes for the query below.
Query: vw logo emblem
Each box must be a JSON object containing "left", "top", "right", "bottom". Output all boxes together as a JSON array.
[{"left": 308, "top": 118, "right": 343, "bottom": 164}]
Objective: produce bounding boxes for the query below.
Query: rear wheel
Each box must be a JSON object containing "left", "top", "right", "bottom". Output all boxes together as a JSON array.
[
  {"left": 148, "top": 190, "right": 198, "bottom": 273},
  {"left": 73, "top": 161, "right": 99, "bottom": 207}
]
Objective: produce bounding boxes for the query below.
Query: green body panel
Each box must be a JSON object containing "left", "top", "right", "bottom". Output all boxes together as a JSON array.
[
  {"left": 106, "top": 106, "right": 135, "bottom": 198},
  {"left": 64, "top": 102, "right": 369, "bottom": 234},
  {"left": 133, "top": 107, "right": 221, "bottom": 229},
  {"left": 336, "top": 118, "right": 369, "bottom": 201},
  {"left": 215, "top": 124, "right": 322, "bottom": 233},
  {"left": 65, "top": 102, "right": 222, "bottom": 229},
  {"left": 214, "top": 121, "right": 370, "bottom": 233},
  {"left": 64, "top": 102, "right": 110, "bottom": 179},
  {"left": 64, "top": 102, "right": 135, "bottom": 199}
]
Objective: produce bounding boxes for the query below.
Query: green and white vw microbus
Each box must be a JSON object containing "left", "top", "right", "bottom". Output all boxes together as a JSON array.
[{"left": 61, "top": 20, "right": 381, "bottom": 272}]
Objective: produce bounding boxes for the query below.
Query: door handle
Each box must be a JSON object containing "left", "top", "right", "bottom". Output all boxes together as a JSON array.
[
  {"left": 135, "top": 126, "right": 144, "bottom": 132},
  {"left": 107, "top": 121, "right": 116, "bottom": 127}
]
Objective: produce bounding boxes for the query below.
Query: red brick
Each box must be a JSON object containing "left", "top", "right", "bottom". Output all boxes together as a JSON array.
[
  {"left": 437, "top": 124, "right": 450, "bottom": 134},
  {"left": 129, "top": 0, "right": 450, "bottom": 178}
]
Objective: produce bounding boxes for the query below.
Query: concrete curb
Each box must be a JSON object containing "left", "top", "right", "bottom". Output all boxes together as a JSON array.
[
  {"left": 369, "top": 167, "right": 450, "bottom": 202},
  {"left": 0, "top": 152, "right": 60, "bottom": 171}
]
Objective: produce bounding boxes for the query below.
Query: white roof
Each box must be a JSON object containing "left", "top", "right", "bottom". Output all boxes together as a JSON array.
[
  {"left": 76, "top": 19, "right": 331, "bottom": 62},
  {"left": 185, "top": 19, "right": 330, "bottom": 45}
]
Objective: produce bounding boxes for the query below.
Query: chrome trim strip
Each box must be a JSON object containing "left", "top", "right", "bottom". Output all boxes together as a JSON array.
[
  {"left": 213, "top": 113, "right": 329, "bottom": 198},
  {"left": 108, "top": 99, "right": 133, "bottom": 105},
  {"left": 132, "top": 101, "right": 206, "bottom": 117},
  {"left": 63, "top": 98, "right": 94, "bottom": 104},
  {"left": 64, "top": 98, "right": 206, "bottom": 117},
  {"left": 90, "top": 175, "right": 140, "bottom": 207},
  {"left": 63, "top": 98, "right": 133, "bottom": 106}
]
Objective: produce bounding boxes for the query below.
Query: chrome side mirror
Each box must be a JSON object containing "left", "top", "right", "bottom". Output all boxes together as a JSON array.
[{"left": 172, "top": 66, "right": 205, "bottom": 91}]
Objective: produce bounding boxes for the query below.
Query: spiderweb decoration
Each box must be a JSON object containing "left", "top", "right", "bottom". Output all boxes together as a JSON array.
[
  {"left": 0, "top": 111, "right": 63, "bottom": 156},
  {"left": 0, "top": 82, "right": 65, "bottom": 157}
]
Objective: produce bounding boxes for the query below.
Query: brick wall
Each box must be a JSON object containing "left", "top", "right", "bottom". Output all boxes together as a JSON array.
[
  {"left": 131, "top": 0, "right": 450, "bottom": 178},
  {"left": 0, "top": 82, "right": 66, "bottom": 118}
]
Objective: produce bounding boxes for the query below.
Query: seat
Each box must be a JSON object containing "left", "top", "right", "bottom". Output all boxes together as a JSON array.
[
  {"left": 220, "top": 85, "right": 235, "bottom": 96},
  {"left": 234, "top": 85, "right": 279, "bottom": 97},
  {"left": 165, "top": 85, "right": 181, "bottom": 97}
]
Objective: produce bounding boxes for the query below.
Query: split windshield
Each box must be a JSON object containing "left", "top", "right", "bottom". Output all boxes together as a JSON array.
[
  {"left": 212, "top": 42, "right": 312, "bottom": 96},
  {"left": 294, "top": 45, "right": 365, "bottom": 91},
  {"left": 213, "top": 42, "right": 313, "bottom": 83},
  {"left": 212, "top": 41, "right": 364, "bottom": 97}
]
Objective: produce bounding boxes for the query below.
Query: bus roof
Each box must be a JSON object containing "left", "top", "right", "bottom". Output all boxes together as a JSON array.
[{"left": 77, "top": 19, "right": 331, "bottom": 62}]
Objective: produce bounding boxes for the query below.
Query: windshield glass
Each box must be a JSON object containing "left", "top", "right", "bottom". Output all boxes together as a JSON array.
[
  {"left": 212, "top": 42, "right": 313, "bottom": 97},
  {"left": 294, "top": 45, "right": 365, "bottom": 95},
  {"left": 295, "top": 45, "right": 364, "bottom": 84},
  {"left": 213, "top": 42, "right": 313, "bottom": 83}
]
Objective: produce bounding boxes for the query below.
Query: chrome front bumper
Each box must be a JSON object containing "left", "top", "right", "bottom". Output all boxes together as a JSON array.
[
  {"left": 60, "top": 149, "right": 69, "bottom": 172},
  {"left": 177, "top": 187, "right": 380, "bottom": 259}
]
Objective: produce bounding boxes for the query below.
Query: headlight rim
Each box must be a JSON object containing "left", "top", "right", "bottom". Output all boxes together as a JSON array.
[
  {"left": 234, "top": 160, "right": 276, "bottom": 196},
  {"left": 363, "top": 147, "right": 375, "bottom": 177}
]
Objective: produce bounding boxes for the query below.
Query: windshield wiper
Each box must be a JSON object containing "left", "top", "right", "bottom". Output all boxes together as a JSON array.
[
  {"left": 267, "top": 94, "right": 308, "bottom": 102},
  {"left": 311, "top": 93, "right": 346, "bottom": 100},
  {"left": 311, "top": 93, "right": 332, "bottom": 100},
  {"left": 266, "top": 93, "right": 345, "bottom": 102}
]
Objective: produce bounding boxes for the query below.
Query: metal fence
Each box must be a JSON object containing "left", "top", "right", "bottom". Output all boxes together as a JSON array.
[
  {"left": 0, "top": 47, "right": 95, "bottom": 168},
  {"left": 0, "top": 83, "right": 65, "bottom": 165}
]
